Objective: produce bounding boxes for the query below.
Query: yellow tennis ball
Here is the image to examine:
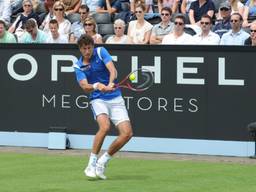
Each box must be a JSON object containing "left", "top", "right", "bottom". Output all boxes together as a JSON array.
[{"left": 129, "top": 73, "right": 136, "bottom": 81}]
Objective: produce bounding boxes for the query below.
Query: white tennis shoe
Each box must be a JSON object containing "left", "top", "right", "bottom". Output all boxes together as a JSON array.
[
  {"left": 84, "top": 165, "right": 96, "bottom": 178},
  {"left": 96, "top": 163, "right": 107, "bottom": 180}
]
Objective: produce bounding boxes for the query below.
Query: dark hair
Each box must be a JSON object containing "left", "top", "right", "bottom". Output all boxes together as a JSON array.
[
  {"left": 174, "top": 14, "right": 186, "bottom": 24},
  {"left": 77, "top": 34, "right": 94, "bottom": 48},
  {"left": 24, "top": 18, "right": 37, "bottom": 29},
  {"left": 80, "top": 4, "right": 89, "bottom": 12},
  {"left": 49, "top": 19, "right": 58, "bottom": 26},
  {"left": 161, "top": 7, "right": 172, "bottom": 16},
  {"left": 201, "top": 14, "right": 212, "bottom": 23},
  {"left": 231, "top": 13, "right": 243, "bottom": 21},
  {"left": 0, "top": 20, "right": 6, "bottom": 29}
]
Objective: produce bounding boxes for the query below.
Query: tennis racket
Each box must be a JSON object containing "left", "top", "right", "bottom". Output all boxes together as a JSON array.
[{"left": 115, "top": 68, "right": 154, "bottom": 92}]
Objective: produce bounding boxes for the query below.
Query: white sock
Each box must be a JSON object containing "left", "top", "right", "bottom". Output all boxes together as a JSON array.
[
  {"left": 88, "top": 153, "right": 97, "bottom": 167},
  {"left": 97, "top": 152, "right": 112, "bottom": 166}
]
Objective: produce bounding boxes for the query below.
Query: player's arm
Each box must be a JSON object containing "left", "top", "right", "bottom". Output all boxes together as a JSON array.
[
  {"left": 105, "top": 61, "right": 117, "bottom": 88},
  {"left": 79, "top": 79, "right": 95, "bottom": 93}
]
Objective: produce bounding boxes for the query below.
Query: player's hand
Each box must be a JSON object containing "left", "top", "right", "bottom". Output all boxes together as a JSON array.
[{"left": 97, "top": 83, "right": 114, "bottom": 92}]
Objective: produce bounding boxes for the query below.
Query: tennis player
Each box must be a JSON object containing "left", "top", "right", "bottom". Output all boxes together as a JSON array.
[{"left": 73, "top": 34, "right": 133, "bottom": 180}]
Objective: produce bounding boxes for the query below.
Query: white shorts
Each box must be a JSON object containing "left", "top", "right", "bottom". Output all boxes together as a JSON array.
[{"left": 90, "top": 96, "right": 130, "bottom": 126}]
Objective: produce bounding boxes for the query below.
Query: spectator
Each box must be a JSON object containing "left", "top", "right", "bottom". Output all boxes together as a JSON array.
[
  {"left": 220, "top": 12, "right": 250, "bottom": 45},
  {"left": 46, "top": 19, "right": 68, "bottom": 43},
  {"left": 127, "top": 4, "right": 153, "bottom": 44},
  {"left": 61, "top": 0, "right": 82, "bottom": 15},
  {"left": 39, "top": 0, "right": 55, "bottom": 30},
  {"left": 229, "top": 0, "right": 244, "bottom": 15},
  {"left": 96, "top": 0, "right": 122, "bottom": 14},
  {"left": 188, "top": 0, "right": 215, "bottom": 25},
  {"left": 8, "top": 0, "right": 39, "bottom": 41},
  {"left": 105, "top": 19, "right": 128, "bottom": 43},
  {"left": 213, "top": 1, "right": 232, "bottom": 38},
  {"left": 130, "top": 0, "right": 154, "bottom": 13},
  {"left": 242, "top": 0, "right": 256, "bottom": 28},
  {"left": 150, "top": 7, "right": 174, "bottom": 44},
  {"left": 0, "top": 19, "right": 17, "bottom": 43},
  {"left": 162, "top": 14, "right": 193, "bottom": 44},
  {"left": 244, "top": 20, "right": 256, "bottom": 45},
  {"left": 70, "top": 4, "right": 90, "bottom": 41},
  {"left": 43, "top": 1, "right": 71, "bottom": 38},
  {"left": 192, "top": 14, "right": 220, "bottom": 44},
  {"left": 158, "top": 0, "right": 179, "bottom": 14},
  {"left": 82, "top": 0, "right": 98, "bottom": 12},
  {"left": 83, "top": 17, "right": 103, "bottom": 43},
  {"left": 181, "top": 0, "right": 197, "bottom": 14},
  {"left": 0, "top": 0, "right": 12, "bottom": 26},
  {"left": 20, "top": 18, "right": 47, "bottom": 43}
]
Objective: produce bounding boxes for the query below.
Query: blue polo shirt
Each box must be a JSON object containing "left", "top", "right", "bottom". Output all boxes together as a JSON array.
[{"left": 74, "top": 47, "right": 121, "bottom": 100}]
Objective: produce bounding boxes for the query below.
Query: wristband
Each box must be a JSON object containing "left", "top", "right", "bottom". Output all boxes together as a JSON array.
[{"left": 92, "top": 82, "right": 99, "bottom": 90}]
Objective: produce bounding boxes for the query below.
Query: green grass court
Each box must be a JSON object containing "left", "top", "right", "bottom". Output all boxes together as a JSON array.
[{"left": 0, "top": 152, "right": 256, "bottom": 192}]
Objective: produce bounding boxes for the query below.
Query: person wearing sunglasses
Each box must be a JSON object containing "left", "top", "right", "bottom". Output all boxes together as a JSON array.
[
  {"left": 8, "top": 0, "right": 39, "bottom": 42},
  {"left": 220, "top": 12, "right": 250, "bottom": 45},
  {"left": 127, "top": 4, "right": 153, "bottom": 44},
  {"left": 213, "top": 2, "right": 232, "bottom": 38},
  {"left": 43, "top": 1, "right": 71, "bottom": 38},
  {"left": 244, "top": 20, "right": 256, "bottom": 46},
  {"left": 70, "top": 4, "right": 90, "bottom": 42},
  {"left": 83, "top": 17, "right": 103, "bottom": 43},
  {"left": 150, "top": 7, "right": 174, "bottom": 44},
  {"left": 162, "top": 14, "right": 193, "bottom": 44},
  {"left": 192, "top": 14, "right": 220, "bottom": 45},
  {"left": 105, "top": 19, "right": 128, "bottom": 44}
]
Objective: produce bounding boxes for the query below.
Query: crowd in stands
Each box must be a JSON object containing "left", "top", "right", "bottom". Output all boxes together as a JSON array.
[{"left": 0, "top": 0, "right": 256, "bottom": 45}]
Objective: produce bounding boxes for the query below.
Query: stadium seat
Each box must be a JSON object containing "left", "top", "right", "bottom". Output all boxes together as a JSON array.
[
  {"left": 91, "top": 12, "right": 113, "bottom": 24},
  {"left": 97, "top": 23, "right": 114, "bottom": 37}
]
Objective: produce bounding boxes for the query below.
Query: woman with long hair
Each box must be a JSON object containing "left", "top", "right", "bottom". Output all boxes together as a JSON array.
[{"left": 83, "top": 17, "right": 103, "bottom": 44}]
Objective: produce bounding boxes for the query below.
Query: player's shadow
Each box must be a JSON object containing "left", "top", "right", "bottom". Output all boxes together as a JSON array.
[{"left": 109, "top": 174, "right": 149, "bottom": 180}]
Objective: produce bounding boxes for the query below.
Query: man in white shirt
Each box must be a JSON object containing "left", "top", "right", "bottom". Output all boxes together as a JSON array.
[
  {"left": 0, "top": 0, "right": 12, "bottom": 26},
  {"left": 220, "top": 13, "right": 250, "bottom": 45},
  {"left": 46, "top": 19, "right": 68, "bottom": 43},
  {"left": 162, "top": 14, "right": 193, "bottom": 45},
  {"left": 192, "top": 14, "right": 220, "bottom": 45}
]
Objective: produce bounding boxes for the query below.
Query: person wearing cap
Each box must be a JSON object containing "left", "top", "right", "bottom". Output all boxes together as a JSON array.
[
  {"left": 220, "top": 12, "right": 250, "bottom": 45},
  {"left": 244, "top": 20, "right": 256, "bottom": 46},
  {"left": 0, "top": 20, "right": 17, "bottom": 43},
  {"left": 213, "top": 1, "right": 232, "bottom": 38},
  {"left": 0, "top": 0, "right": 12, "bottom": 26}
]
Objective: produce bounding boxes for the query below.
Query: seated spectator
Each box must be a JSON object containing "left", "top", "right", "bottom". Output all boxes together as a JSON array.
[
  {"left": 0, "top": 0, "right": 12, "bottom": 26},
  {"left": 70, "top": 4, "right": 90, "bottom": 41},
  {"left": 42, "top": 1, "right": 71, "bottom": 38},
  {"left": 158, "top": 0, "right": 179, "bottom": 14},
  {"left": 229, "top": 0, "right": 244, "bottom": 15},
  {"left": 220, "top": 12, "right": 250, "bottom": 45},
  {"left": 10, "top": 0, "right": 41, "bottom": 16},
  {"left": 61, "top": 0, "right": 82, "bottom": 15},
  {"left": 82, "top": 0, "right": 98, "bottom": 12},
  {"left": 127, "top": 4, "right": 153, "bottom": 44},
  {"left": 83, "top": 17, "right": 103, "bottom": 43},
  {"left": 39, "top": 0, "right": 55, "bottom": 30},
  {"left": 46, "top": 19, "right": 68, "bottom": 43},
  {"left": 188, "top": 0, "right": 215, "bottom": 25},
  {"left": 162, "top": 14, "right": 193, "bottom": 44},
  {"left": 244, "top": 20, "right": 256, "bottom": 45},
  {"left": 96, "top": 0, "right": 122, "bottom": 14},
  {"left": 8, "top": 0, "right": 39, "bottom": 41},
  {"left": 105, "top": 19, "right": 128, "bottom": 43},
  {"left": 20, "top": 18, "right": 47, "bottom": 43},
  {"left": 192, "top": 14, "right": 220, "bottom": 44},
  {"left": 181, "top": 0, "right": 197, "bottom": 14},
  {"left": 213, "top": 1, "right": 232, "bottom": 38},
  {"left": 150, "top": 7, "right": 174, "bottom": 44},
  {"left": 0, "top": 19, "right": 17, "bottom": 43},
  {"left": 242, "top": 0, "right": 256, "bottom": 28}
]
